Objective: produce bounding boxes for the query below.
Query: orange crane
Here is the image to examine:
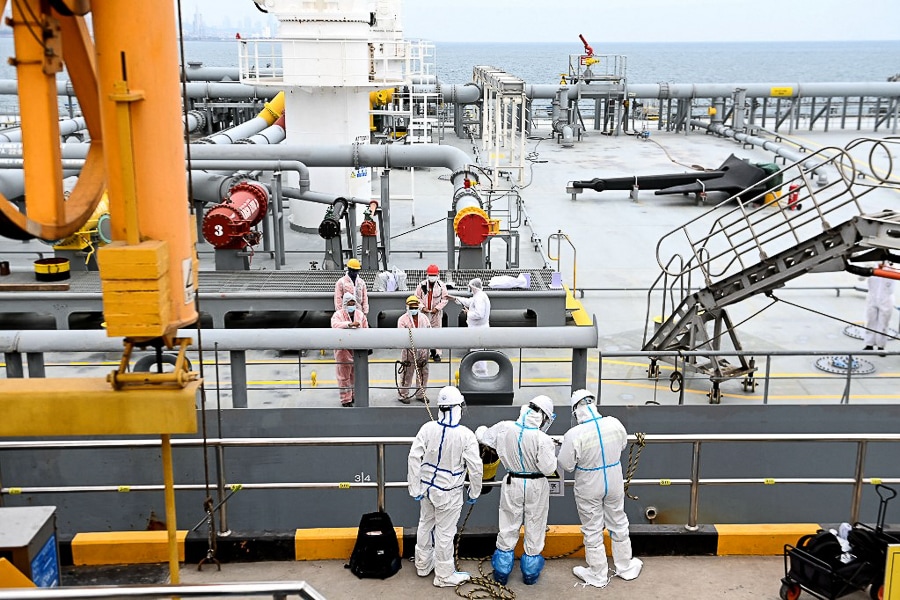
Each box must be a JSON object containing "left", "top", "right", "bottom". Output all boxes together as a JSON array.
[{"left": 0, "top": 0, "right": 201, "bottom": 583}]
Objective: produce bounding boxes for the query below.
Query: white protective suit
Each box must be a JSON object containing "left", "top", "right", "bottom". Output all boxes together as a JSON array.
[
  {"left": 865, "top": 275, "right": 896, "bottom": 349},
  {"left": 557, "top": 401, "right": 642, "bottom": 585},
  {"left": 476, "top": 403, "right": 557, "bottom": 584},
  {"left": 407, "top": 392, "right": 483, "bottom": 585},
  {"left": 456, "top": 278, "right": 491, "bottom": 376}
]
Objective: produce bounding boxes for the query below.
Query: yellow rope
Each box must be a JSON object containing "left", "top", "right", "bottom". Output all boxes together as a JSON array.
[
  {"left": 406, "top": 326, "right": 434, "bottom": 421},
  {"left": 624, "top": 432, "right": 646, "bottom": 500}
]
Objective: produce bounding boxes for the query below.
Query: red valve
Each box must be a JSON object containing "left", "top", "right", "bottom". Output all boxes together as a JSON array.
[
  {"left": 456, "top": 212, "right": 491, "bottom": 246},
  {"left": 202, "top": 181, "right": 269, "bottom": 249}
]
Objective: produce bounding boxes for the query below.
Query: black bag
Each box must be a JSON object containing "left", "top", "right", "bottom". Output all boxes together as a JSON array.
[{"left": 345, "top": 511, "right": 402, "bottom": 579}]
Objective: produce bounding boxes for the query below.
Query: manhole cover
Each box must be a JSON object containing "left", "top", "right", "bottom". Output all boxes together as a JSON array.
[
  {"left": 814, "top": 355, "right": 875, "bottom": 375},
  {"left": 842, "top": 324, "right": 898, "bottom": 340}
]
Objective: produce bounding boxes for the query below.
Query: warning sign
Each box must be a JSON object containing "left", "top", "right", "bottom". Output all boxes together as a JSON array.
[{"left": 182, "top": 257, "right": 195, "bottom": 304}]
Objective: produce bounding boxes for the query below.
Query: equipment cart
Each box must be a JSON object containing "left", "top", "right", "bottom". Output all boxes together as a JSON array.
[{"left": 779, "top": 484, "right": 897, "bottom": 600}]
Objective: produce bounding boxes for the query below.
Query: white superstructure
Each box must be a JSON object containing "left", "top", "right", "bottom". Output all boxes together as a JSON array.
[{"left": 240, "top": 0, "right": 408, "bottom": 230}]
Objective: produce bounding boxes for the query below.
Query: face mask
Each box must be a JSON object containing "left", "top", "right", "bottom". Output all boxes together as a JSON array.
[
  {"left": 409, "top": 309, "right": 419, "bottom": 316},
  {"left": 346, "top": 305, "right": 356, "bottom": 313},
  {"left": 427, "top": 275, "right": 438, "bottom": 283}
]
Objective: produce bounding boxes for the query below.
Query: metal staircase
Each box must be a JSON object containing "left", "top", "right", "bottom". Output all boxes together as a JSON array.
[{"left": 643, "top": 138, "right": 900, "bottom": 402}]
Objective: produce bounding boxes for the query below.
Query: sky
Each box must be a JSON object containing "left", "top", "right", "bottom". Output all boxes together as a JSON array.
[{"left": 183, "top": 0, "right": 899, "bottom": 43}]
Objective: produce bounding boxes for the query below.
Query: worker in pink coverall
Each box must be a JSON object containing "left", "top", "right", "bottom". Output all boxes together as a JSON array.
[
  {"left": 331, "top": 292, "right": 369, "bottom": 407},
  {"left": 333, "top": 258, "right": 369, "bottom": 315},
  {"left": 397, "top": 295, "right": 431, "bottom": 404},
  {"left": 415, "top": 264, "right": 450, "bottom": 362}
]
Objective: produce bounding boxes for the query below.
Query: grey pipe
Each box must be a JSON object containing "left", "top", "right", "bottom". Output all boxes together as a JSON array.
[
  {"left": 282, "top": 187, "right": 373, "bottom": 207},
  {"left": 0, "top": 80, "right": 278, "bottom": 100},
  {"left": 0, "top": 324, "right": 598, "bottom": 353},
  {"left": 197, "top": 115, "right": 272, "bottom": 144},
  {"left": 524, "top": 82, "right": 900, "bottom": 102},
  {"left": 188, "top": 160, "right": 310, "bottom": 188},
  {"left": 184, "top": 143, "right": 480, "bottom": 204},
  {"left": 2, "top": 79, "right": 899, "bottom": 102},
  {"left": 184, "top": 110, "right": 206, "bottom": 134},
  {"left": 410, "top": 83, "right": 481, "bottom": 104},
  {"left": 181, "top": 64, "right": 240, "bottom": 82},
  {"left": 626, "top": 82, "right": 900, "bottom": 99},
  {"left": 239, "top": 120, "right": 286, "bottom": 145},
  {"left": 190, "top": 172, "right": 243, "bottom": 203},
  {"left": 43, "top": 141, "right": 480, "bottom": 207},
  {"left": 689, "top": 120, "right": 824, "bottom": 176},
  {"left": 0, "top": 117, "right": 86, "bottom": 143}
]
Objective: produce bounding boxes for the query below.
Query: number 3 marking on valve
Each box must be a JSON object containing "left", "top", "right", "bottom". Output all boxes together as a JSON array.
[{"left": 214, "top": 224, "right": 224, "bottom": 237}]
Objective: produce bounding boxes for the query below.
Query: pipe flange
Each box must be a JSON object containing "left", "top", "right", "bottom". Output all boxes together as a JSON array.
[
  {"left": 813, "top": 355, "right": 875, "bottom": 375},
  {"left": 452, "top": 186, "right": 481, "bottom": 211},
  {"left": 842, "top": 324, "right": 898, "bottom": 340}
]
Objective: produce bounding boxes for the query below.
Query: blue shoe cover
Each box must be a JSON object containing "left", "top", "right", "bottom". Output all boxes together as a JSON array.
[
  {"left": 520, "top": 553, "right": 545, "bottom": 585},
  {"left": 491, "top": 548, "right": 514, "bottom": 584}
]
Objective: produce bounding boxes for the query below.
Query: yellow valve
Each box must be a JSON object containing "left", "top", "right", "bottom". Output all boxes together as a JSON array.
[
  {"left": 585, "top": 57, "right": 600, "bottom": 66},
  {"left": 310, "top": 370, "right": 317, "bottom": 387},
  {"left": 320, "top": 349, "right": 326, "bottom": 356}
]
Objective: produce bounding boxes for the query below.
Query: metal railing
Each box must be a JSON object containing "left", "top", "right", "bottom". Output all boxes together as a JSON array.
[
  {"left": 5, "top": 344, "right": 900, "bottom": 407},
  {"left": 595, "top": 348, "right": 900, "bottom": 406},
  {"left": 0, "top": 582, "right": 325, "bottom": 600},
  {"left": 3, "top": 434, "right": 899, "bottom": 532}
]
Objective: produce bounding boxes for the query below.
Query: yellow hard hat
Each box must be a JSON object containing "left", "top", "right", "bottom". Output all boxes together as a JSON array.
[
  {"left": 406, "top": 295, "right": 420, "bottom": 306},
  {"left": 346, "top": 258, "right": 361, "bottom": 270}
]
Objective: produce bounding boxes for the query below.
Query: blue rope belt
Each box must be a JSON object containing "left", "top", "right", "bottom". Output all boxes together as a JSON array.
[{"left": 575, "top": 460, "right": 620, "bottom": 472}]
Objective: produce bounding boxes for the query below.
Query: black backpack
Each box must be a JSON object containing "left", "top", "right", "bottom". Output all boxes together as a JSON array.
[{"left": 345, "top": 511, "right": 402, "bottom": 579}]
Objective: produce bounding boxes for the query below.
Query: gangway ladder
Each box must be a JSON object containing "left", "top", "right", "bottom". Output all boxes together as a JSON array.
[{"left": 642, "top": 139, "right": 900, "bottom": 403}]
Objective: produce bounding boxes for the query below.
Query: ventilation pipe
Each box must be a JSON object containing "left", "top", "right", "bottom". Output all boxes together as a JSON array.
[{"left": 551, "top": 88, "right": 579, "bottom": 147}]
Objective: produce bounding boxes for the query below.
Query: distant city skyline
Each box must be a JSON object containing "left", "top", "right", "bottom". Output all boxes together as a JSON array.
[{"left": 181, "top": 0, "right": 898, "bottom": 43}]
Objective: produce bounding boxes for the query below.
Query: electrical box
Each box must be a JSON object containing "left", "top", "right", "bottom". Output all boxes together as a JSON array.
[{"left": 0, "top": 506, "right": 60, "bottom": 587}]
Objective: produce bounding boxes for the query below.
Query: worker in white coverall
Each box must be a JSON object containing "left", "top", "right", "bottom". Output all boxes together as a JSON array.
[
  {"left": 475, "top": 395, "right": 557, "bottom": 585},
  {"left": 330, "top": 292, "right": 369, "bottom": 407},
  {"left": 449, "top": 277, "right": 491, "bottom": 376},
  {"left": 397, "top": 295, "right": 431, "bottom": 404},
  {"left": 557, "top": 389, "right": 643, "bottom": 588},
  {"left": 407, "top": 386, "right": 483, "bottom": 588},
  {"left": 864, "top": 268, "right": 896, "bottom": 353}
]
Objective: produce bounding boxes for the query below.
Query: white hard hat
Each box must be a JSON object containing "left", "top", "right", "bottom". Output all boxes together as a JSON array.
[
  {"left": 529, "top": 395, "right": 554, "bottom": 419},
  {"left": 571, "top": 389, "right": 595, "bottom": 409},
  {"left": 437, "top": 385, "right": 465, "bottom": 407},
  {"left": 468, "top": 277, "right": 483, "bottom": 290}
]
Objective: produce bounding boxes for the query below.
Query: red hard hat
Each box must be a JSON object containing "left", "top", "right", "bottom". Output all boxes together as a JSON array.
[{"left": 426, "top": 264, "right": 440, "bottom": 275}]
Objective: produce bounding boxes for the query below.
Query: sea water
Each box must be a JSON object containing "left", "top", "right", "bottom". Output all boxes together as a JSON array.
[{"left": 169, "top": 39, "right": 900, "bottom": 85}]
